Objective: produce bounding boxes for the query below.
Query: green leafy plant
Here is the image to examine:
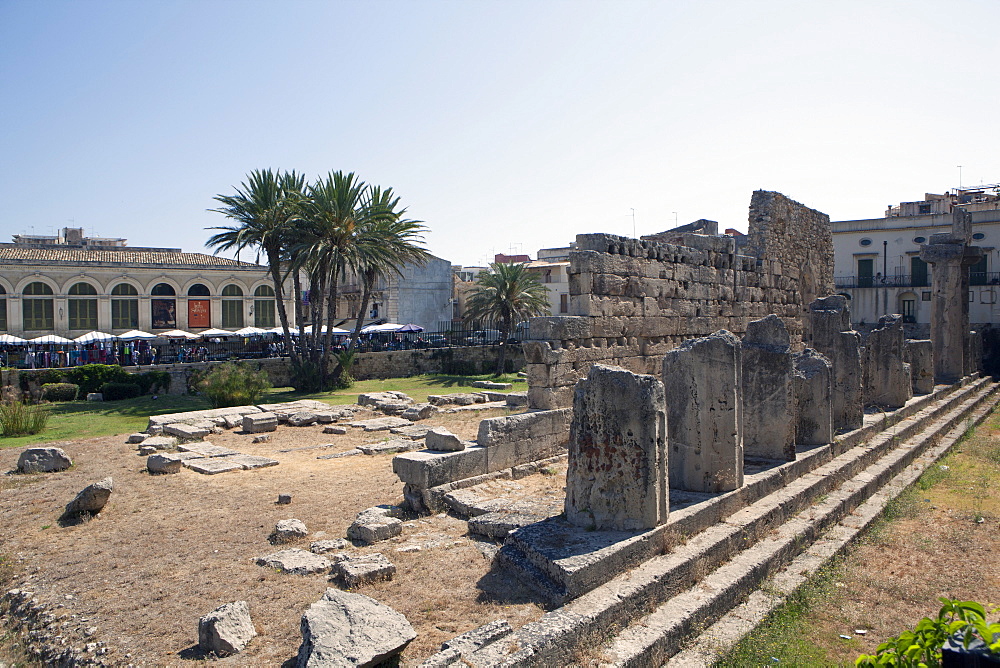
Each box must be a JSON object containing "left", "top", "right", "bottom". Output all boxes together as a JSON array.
[
  {"left": 100, "top": 382, "right": 142, "bottom": 401},
  {"left": 40, "top": 383, "right": 79, "bottom": 402},
  {"left": 856, "top": 598, "right": 1000, "bottom": 667},
  {"left": 332, "top": 350, "right": 356, "bottom": 390},
  {"left": 193, "top": 361, "right": 271, "bottom": 408},
  {"left": 64, "top": 364, "right": 130, "bottom": 395},
  {"left": 0, "top": 399, "right": 50, "bottom": 436}
]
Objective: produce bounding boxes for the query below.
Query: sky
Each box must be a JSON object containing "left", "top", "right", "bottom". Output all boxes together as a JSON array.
[{"left": 1, "top": 0, "right": 998, "bottom": 267}]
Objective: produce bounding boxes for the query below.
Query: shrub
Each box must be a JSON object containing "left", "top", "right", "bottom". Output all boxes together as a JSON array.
[
  {"left": 194, "top": 362, "right": 270, "bottom": 408},
  {"left": 332, "top": 350, "right": 356, "bottom": 390},
  {"left": 40, "top": 383, "right": 79, "bottom": 402},
  {"left": 100, "top": 382, "right": 142, "bottom": 401},
  {"left": 65, "top": 364, "right": 130, "bottom": 395},
  {"left": 0, "top": 400, "right": 49, "bottom": 436}
]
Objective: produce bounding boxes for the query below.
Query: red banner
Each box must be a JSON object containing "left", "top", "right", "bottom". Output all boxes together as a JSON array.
[{"left": 188, "top": 299, "right": 210, "bottom": 328}]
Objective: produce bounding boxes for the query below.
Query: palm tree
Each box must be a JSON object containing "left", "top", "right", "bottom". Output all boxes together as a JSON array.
[
  {"left": 464, "top": 262, "right": 550, "bottom": 376},
  {"left": 207, "top": 169, "right": 305, "bottom": 366}
]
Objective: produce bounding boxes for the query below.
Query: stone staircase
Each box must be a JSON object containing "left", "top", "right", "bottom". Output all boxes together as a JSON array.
[{"left": 419, "top": 376, "right": 1000, "bottom": 667}]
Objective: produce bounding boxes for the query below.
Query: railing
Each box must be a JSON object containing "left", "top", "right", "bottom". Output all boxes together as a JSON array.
[{"left": 836, "top": 272, "right": 1000, "bottom": 288}]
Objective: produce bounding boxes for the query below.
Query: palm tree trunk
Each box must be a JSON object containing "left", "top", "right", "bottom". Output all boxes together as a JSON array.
[
  {"left": 495, "top": 315, "right": 512, "bottom": 376},
  {"left": 348, "top": 270, "right": 376, "bottom": 351},
  {"left": 266, "top": 248, "right": 298, "bottom": 367}
]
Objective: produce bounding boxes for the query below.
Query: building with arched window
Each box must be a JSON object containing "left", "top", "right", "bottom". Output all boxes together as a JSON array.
[{"left": 0, "top": 228, "right": 292, "bottom": 337}]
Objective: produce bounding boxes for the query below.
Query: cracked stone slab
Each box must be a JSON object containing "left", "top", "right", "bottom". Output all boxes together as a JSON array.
[
  {"left": 348, "top": 416, "right": 413, "bottom": 431},
  {"left": 183, "top": 458, "right": 244, "bottom": 475},
  {"left": 255, "top": 548, "right": 331, "bottom": 575},
  {"left": 389, "top": 424, "right": 432, "bottom": 440},
  {"left": 357, "top": 439, "right": 421, "bottom": 456},
  {"left": 333, "top": 553, "right": 396, "bottom": 587},
  {"left": 227, "top": 454, "right": 279, "bottom": 470},
  {"left": 317, "top": 449, "right": 363, "bottom": 460},
  {"left": 177, "top": 442, "right": 240, "bottom": 458}
]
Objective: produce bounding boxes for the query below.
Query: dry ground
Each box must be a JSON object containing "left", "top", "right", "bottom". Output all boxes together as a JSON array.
[{"left": 0, "top": 405, "right": 550, "bottom": 666}]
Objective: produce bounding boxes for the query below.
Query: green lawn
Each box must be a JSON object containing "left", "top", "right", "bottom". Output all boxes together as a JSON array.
[{"left": 0, "top": 373, "right": 527, "bottom": 448}]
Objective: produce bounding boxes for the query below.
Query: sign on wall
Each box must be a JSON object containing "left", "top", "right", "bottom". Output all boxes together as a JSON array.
[{"left": 188, "top": 299, "right": 210, "bottom": 328}]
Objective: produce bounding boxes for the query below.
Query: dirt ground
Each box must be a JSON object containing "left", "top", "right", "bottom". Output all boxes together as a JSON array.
[{"left": 0, "top": 405, "right": 552, "bottom": 666}]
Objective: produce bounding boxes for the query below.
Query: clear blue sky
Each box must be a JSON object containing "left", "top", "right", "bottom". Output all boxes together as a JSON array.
[{"left": 1, "top": 0, "right": 997, "bottom": 267}]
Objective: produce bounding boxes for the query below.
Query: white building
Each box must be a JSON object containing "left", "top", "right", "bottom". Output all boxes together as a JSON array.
[
  {"left": 525, "top": 245, "right": 573, "bottom": 315},
  {"left": 832, "top": 187, "right": 1000, "bottom": 335}
]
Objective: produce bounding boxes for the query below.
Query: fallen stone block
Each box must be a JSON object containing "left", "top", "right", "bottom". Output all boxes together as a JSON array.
[
  {"left": 376, "top": 400, "right": 411, "bottom": 415},
  {"left": 468, "top": 511, "right": 543, "bottom": 539},
  {"left": 86, "top": 392, "right": 103, "bottom": 401},
  {"left": 389, "top": 424, "right": 432, "bottom": 440},
  {"left": 222, "top": 414, "right": 243, "bottom": 430},
  {"left": 315, "top": 412, "right": 336, "bottom": 423},
  {"left": 256, "top": 549, "right": 331, "bottom": 575},
  {"left": 357, "top": 391, "right": 413, "bottom": 407},
  {"left": 348, "top": 508, "right": 403, "bottom": 544},
  {"left": 323, "top": 425, "right": 348, "bottom": 435},
  {"left": 425, "top": 427, "right": 466, "bottom": 452},
  {"left": 64, "top": 477, "right": 113, "bottom": 517},
  {"left": 333, "top": 553, "right": 397, "bottom": 587},
  {"left": 142, "top": 435, "right": 177, "bottom": 450},
  {"left": 317, "top": 449, "right": 363, "bottom": 460},
  {"left": 177, "top": 442, "right": 240, "bottom": 458},
  {"left": 472, "top": 380, "right": 513, "bottom": 390},
  {"left": 228, "top": 454, "right": 279, "bottom": 470},
  {"left": 147, "top": 453, "right": 184, "bottom": 474},
  {"left": 357, "top": 439, "right": 419, "bottom": 456},
  {"left": 505, "top": 391, "right": 528, "bottom": 408},
  {"left": 401, "top": 403, "right": 438, "bottom": 421},
  {"left": 139, "top": 445, "right": 157, "bottom": 456},
  {"left": 288, "top": 412, "right": 319, "bottom": 427},
  {"left": 17, "top": 447, "right": 72, "bottom": 474},
  {"left": 252, "top": 434, "right": 271, "bottom": 444},
  {"left": 310, "top": 538, "right": 349, "bottom": 554},
  {"left": 163, "top": 423, "right": 210, "bottom": 440},
  {"left": 243, "top": 412, "right": 278, "bottom": 434},
  {"left": 126, "top": 433, "right": 148, "bottom": 444},
  {"left": 349, "top": 416, "right": 413, "bottom": 431},
  {"left": 278, "top": 494, "right": 292, "bottom": 505},
  {"left": 183, "top": 459, "right": 243, "bottom": 475},
  {"left": 296, "top": 589, "right": 414, "bottom": 666},
  {"left": 271, "top": 518, "right": 309, "bottom": 543},
  {"left": 198, "top": 600, "right": 256, "bottom": 656}
]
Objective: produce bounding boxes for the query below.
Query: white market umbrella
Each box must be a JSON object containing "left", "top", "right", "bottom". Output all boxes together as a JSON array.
[
  {"left": 234, "top": 326, "right": 269, "bottom": 336},
  {"left": 74, "top": 331, "right": 117, "bottom": 344},
  {"left": 118, "top": 329, "right": 158, "bottom": 340},
  {"left": 158, "top": 329, "right": 199, "bottom": 340},
  {"left": 301, "top": 324, "right": 350, "bottom": 335},
  {"left": 267, "top": 326, "right": 299, "bottom": 336},
  {"left": 0, "top": 334, "right": 28, "bottom": 345},
  {"left": 360, "top": 323, "right": 404, "bottom": 334},
  {"left": 29, "top": 334, "right": 75, "bottom": 345},
  {"left": 197, "top": 328, "right": 236, "bottom": 338}
]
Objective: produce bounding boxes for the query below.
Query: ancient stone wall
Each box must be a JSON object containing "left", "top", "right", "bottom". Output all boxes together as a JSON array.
[{"left": 523, "top": 191, "right": 834, "bottom": 409}]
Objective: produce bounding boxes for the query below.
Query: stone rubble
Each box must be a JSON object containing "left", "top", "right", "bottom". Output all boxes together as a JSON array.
[
  {"left": 17, "top": 447, "right": 73, "bottom": 474},
  {"left": 198, "top": 600, "right": 256, "bottom": 656}
]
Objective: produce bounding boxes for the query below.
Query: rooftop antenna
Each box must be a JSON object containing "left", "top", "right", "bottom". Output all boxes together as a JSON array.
[
  {"left": 630, "top": 208, "right": 636, "bottom": 238},
  {"left": 958, "top": 165, "right": 963, "bottom": 189},
  {"left": 672, "top": 211, "right": 678, "bottom": 226}
]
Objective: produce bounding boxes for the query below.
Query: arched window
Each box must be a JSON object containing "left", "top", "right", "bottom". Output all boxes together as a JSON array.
[
  {"left": 23, "top": 282, "right": 54, "bottom": 331},
  {"left": 254, "top": 285, "right": 275, "bottom": 328},
  {"left": 150, "top": 283, "right": 176, "bottom": 329},
  {"left": 68, "top": 282, "right": 98, "bottom": 330},
  {"left": 187, "top": 283, "right": 211, "bottom": 328},
  {"left": 187, "top": 283, "right": 210, "bottom": 296},
  {"left": 0, "top": 285, "right": 6, "bottom": 331},
  {"left": 222, "top": 284, "right": 244, "bottom": 328},
  {"left": 111, "top": 283, "right": 139, "bottom": 330}
]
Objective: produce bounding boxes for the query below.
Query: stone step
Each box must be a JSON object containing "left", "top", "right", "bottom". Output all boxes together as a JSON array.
[
  {"left": 496, "top": 377, "right": 983, "bottom": 604},
  {"left": 444, "top": 377, "right": 998, "bottom": 666}
]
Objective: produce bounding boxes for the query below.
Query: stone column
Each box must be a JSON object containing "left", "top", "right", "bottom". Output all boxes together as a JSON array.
[
  {"left": 807, "top": 296, "right": 863, "bottom": 432},
  {"left": 862, "top": 314, "right": 912, "bottom": 410},
  {"left": 564, "top": 364, "right": 668, "bottom": 531},
  {"left": 904, "top": 339, "right": 934, "bottom": 395},
  {"left": 919, "top": 207, "right": 982, "bottom": 384},
  {"left": 793, "top": 349, "right": 833, "bottom": 446},
  {"left": 741, "top": 315, "right": 795, "bottom": 461},
  {"left": 662, "top": 330, "right": 743, "bottom": 493}
]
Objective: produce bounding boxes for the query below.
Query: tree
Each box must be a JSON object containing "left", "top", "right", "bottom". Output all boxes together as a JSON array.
[
  {"left": 464, "top": 262, "right": 550, "bottom": 376},
  {"left": 207, "top": 169, "right": 304, "bottom": 367}
]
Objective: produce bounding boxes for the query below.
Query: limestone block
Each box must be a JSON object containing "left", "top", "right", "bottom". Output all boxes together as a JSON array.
[
  {"left": 142, "top": 435, "right": 178, "bottom": 450},
  {"left": 17, "top": 447, "right": 72, "bottom": 474},
  {"left": 272, "top": 519, "right": 309, "bottom": 543},
  {"left": 147, "top": 453, "right": 184, "bottom": 474},
  {"left": 198, "top": 601, "right": 256, "bottom": 656},
  {"left": 347, "top": 508, "right": 403, "bottom": 544},
  {"left": 243, "top": 412, "right": 278, "bottom": 433},
  {"left": 741, "top": 315, "right": 795, "bottom": 461},
  {"left": 334, "top": 553, "right": 397, "bottom": 587},
  {"left": 64, "top": 477, "right": 113, "bottom": 516},
  {"left": 295, "top": 589, "right": 414, "bottom": 667},
  {"left": 349, "top": 417, "right": 413, "bottom": 431},
  {"left": 505, "top": 392, "right": 528, "bottom": 408},
  {"left": 256, "top": 549, "right": 331, "bottom": 575},
  {"left": 401, "top": 403, "right": 437, "bottom": 421},
  {"left": 389, "top": 424, "right": 432, "bottom": 440},
  {"left": 357, "top": 439, "right": 418, "bottom": 456},
  {"left": 424, "top": 428, "right": 465, "bottom": 452},
  {"left": 564, "top": 364, "right": 667, "bottom": 531},
  {"left": 793, "top": 349, "right": 833, "bottom": 446},
  {"left": 228, "top": 454, "right": 279, "bottom": 469},
  {"left": 183, "top": 458, "right": 242, "bottom": 475},
  {"left": 476, "top": 408, "right": 572, "bottom": 448},
  {"left": 126, "top": 433, "right": 148, "bottom": 444},
  {"left": 323, "top": 425, "right": 348, "bottom": 435},
  {"left": 163, "top": 423, "right": 210, "bottom": 440},
  {"left": 662, "top": 330, "right": 744, "bottom": 493},
  {"left": 863, "top": 314, "right": 913, "bottom": 410},
  {"left": 177, "top": 442, "right": 239, "bottom": 457},
  {"left": 471, "top": 380, "right": 513, "bottom": 390},
  {"left": 905, "top": 339, "right": 935, "bottom": 395},
  {"left": 392, "top": 447, "right": 488, "bottom": 489},
  {"left": 310, "top": 539, "right": 349, "bottom": 554},
  {"left": 287, "top": 412, "right": 319, "bottom": 427}
]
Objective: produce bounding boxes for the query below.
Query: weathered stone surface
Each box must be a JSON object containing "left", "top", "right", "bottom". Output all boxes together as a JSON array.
[
  {"left": 317, "top": 448, "right": 363, "bottom": 460},
  {"left": 808, "top": 296, "right": 863, "bottom": 432},
  {"left": 436, "top": 619, "right": 513, "bottom": 662},
  {"left": 183, "top": 458, "right": 243, "bottom": 475},
  {"left": 177, "top": 442, "right": 239, "bottom": 457},
  {"left": 278, "top": 493, "right": 292, "bottom": 504},
  {"left": 288, "top": 412, "right": 319, "bottom": 427},
  {"left": 793, "top": 349, "right": 833, "bottom": 446},
  {"left": 310, "top": 538, "right": 349, "bottom": 554},
  {"left": 323, "top": 425, "right": 348, "bottom": 435},
  {"left": 663, "top": 330, "right": 744, "bottom": 493},
  {"left": 86, "top": 392, "right": 103, "bottom": 401},
  {"left": 315, "top": 412, "right": 336, "bottom": 423},
  {"left": 147, "top": 453, "right": 184, "bottom": 474},
  {"left": 256, "top": 549, "right": 331, "bottom": 575},
  {"left": 228, "top": 454, "right": 279, "bottom": 470},
  {"left": 905, "top": 339, "right": 935, "bottom": 395},
  {"left": 198, "top": 600, "right": 256, "bottom": 656},
  {"left": 163, "top": 423, "right": 210, "bottom": 440},
  {"left": 139, "top": 445, "right": 157, "bottom": 456},
  {"left": 126, "top": 433, "right": 148, "bottom": 444},
  {"left": 295, "top": 589, "right": 414, "bottom": 667},
  {"left": 741, "top": 315, "right": 795, "bottom": 461},
  {"left": 252, "top": 434, "right": 271, "bottom": 444},
  {"left": 401, "top": 403, "right": 437, "bottom": 421},
  {"left": 142, "top": 435, "right": 178, "bottom": 450},
  {"left": 17, "top": 447, "right": 72, "bottom": 474},
  {"left": 389, "top": 424, "right": 432, "bottom": 440},
  {"left": 243, "top": 412, "right": 278, "bottom": 433},
  {"left": 357, "top": 439, "right": 418, "bottom": 456},
  {"left": 65, "top": 477, "right": 113, "bottom": 516},
  {"left": 333, "top": 553, "right": 397, "bottom": 588},
  {"left": 505, "top": 392, "right": 528, "bottom": 408},
  {"left": 148, "top": 405, "right": 261, "bottom": 428},
  {"left": 425, "top": 428, "right": 465, "bottom": 452},
  {"left": 471, "top": 380, "right": 513, "bottom": 390},
  {"left": 564, "top": 365, "right": 667, "bottom": 531},
  {"left": 347, "top": 507, "right": 403, "bottom": 544},
  {"left": 349, "top": 417, "right": 412, "bottom": 432},
  {"left": 357, "top": 391, "right": 413, "bottom": 407},
  {"left": 272, "top": 519, "right": 309, "bottom": 543},
  {"left": 222, "top": 414, "right": 243, "bottom": 429},
  {"left": 863, "top": 314, "right": 913, "bottom": 410}
]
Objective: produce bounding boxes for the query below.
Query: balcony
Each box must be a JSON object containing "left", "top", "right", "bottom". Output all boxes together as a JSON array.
[{"left": 834, "top": 272, "right": 1000, "bottom": 289}]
